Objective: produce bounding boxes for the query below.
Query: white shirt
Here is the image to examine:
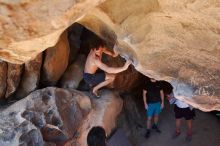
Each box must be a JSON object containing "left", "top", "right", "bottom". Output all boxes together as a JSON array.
[{"left": 175, "top": 99, "right": 189, "bottom": 108}]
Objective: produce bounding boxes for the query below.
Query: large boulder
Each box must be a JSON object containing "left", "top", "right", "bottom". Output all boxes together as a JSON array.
[
  {"left": 0, "top": 87, "right": 92, "bottom": 146},
  {"left": 0, "top": 87, "right": 123, "bottom": 146},
  {"left": 74, "top": 90, "right": 123, "bottom": 146},
  {"left": 60, "top": 54, "right": 86, "bottom": 89},
  {"left": 0, "top": 61, "right": 7, "bottom": 99},
  {"left": 41, "top": 31, "right": 70, "bottom": 86},
  {"left": 5, "top": 63, "right": 23, "bottom": 98},
  {"left": 15, "top": 53, "right": 43, "bottom": 99}
]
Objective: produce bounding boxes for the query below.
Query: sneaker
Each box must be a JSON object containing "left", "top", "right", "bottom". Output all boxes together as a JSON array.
[
  {"left": 145, "top": 129, "right": 151, "bottom": 139},
  {"left": 172, "top": 131, "right": 181, "bottom": 139},
  {"left": 185, "top": 134, "right": 192, "bottom": 142},
  {"left": 152, "top": 124, "right": 161, "bottom": 133}
]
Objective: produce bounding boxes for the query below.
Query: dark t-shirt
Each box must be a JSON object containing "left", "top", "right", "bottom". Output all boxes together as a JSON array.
[{"left": 144, "top": 81, "right": 162, "bottom": 103}]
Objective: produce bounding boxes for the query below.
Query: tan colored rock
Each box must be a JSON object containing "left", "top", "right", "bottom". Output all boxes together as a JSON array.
[
  {"left": 41, "top": 31, "right": 70, "bottom": 86},
  {"left": 0, "top": 0, "right": 105, "bottom": 64},
  {"left": 60, "top": 55, "right": 86, "bottom": 89},
  {"left": 75, "top": 90, "right": 123, "bottom": 146},
  {"left": 5, "top": 63, "right": 23, "bottom": 98},
  {"left": 15, "top": 53, "right": 42, "bottom": 99},
  {"left": 0, "top": 60, "right": 7, "bottom": 99}
]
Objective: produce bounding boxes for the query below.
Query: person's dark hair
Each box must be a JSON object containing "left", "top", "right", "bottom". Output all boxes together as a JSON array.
[
  {"left": 87, "top": 126, "right": 107, "bottom": 146},
  {"left": 90, "top": 38, "right": 106, "bottom": 50}
]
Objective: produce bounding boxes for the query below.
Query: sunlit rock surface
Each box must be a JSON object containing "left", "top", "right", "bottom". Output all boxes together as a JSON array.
[
  {"left": 0, "top": 0, "right": 105, "bottom": 64},
  {"left": 0, "top": 0, "right": 220, "bottom": 111}
]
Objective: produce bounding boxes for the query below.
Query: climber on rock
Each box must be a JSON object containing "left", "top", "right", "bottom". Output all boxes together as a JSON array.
[{"left": 83, "top": 39, "right": 131, "bottom": 98}]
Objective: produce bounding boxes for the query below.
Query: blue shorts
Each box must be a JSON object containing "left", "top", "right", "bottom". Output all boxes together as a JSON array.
[
  {"left": 83, "top": 72, "right": 105, "bottom": 87},
  {"left": 146, "top": 102, "right": 161, "bottom": 117}
]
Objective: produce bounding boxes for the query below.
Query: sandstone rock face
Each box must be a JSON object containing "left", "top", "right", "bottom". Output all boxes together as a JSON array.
[
  {"left": 5, "top": 63, "right": 23, "bottom": 98},
  {"left": 60, "top": 55, "right": 86, "bottom": 89},
  {"left": 0, "top": 61, "right": 7, "bottom": 99},
  {"left": 41, "top": 32, "right": 70, "bottom": 86},
  {"left": 15, "top": 53, "right": 43, "bottom": 99},
  {"left": 0, "top": 0, "right": 219, "bottom": 111},
  {"left": 0, "top": 0, "right": 105, "bottom": 64}
]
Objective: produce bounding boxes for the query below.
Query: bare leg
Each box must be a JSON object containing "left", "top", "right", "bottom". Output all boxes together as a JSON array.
[
  {"left": 154, "top": 115, "right": 159, "bottom": 126},
  {"left": 147, "top": 117, "right": 152, "bottom": 129},
  {"left": 145, "top": 116, "right": 152, "bottom": 138},
  {"left": 153, "top": 115, "right": 161, "bottom": 133},
  {"left": 175, "top": 118, "right": 181, "bottom": 133},
  {"left": 92, "top": 74, "right": 115, "bottom": 95},
  {"left": 172, "top": 118, "right": 181, "bottom": 139},
  {"left": 185, "top": 119, "right": 193, "bottom": 141},
  {"left": 186, "top": 120, "right": 192, "bottom": 135}
]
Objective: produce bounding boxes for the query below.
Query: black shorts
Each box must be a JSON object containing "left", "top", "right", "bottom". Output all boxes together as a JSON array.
[
  {"left": 83, "top": 72, "right": 105, "bottom": 87},
  {"left": 174, "top": 105, "right": 195, "bottom": 120}
]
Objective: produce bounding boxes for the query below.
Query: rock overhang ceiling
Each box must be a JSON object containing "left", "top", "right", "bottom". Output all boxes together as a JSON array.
[{"left": 0, "top": 0, "right": 220, "bottom": 111}]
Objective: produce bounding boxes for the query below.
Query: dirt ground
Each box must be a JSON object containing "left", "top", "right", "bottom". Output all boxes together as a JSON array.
[{"left": 137, "top": 104, "right": 220, "bottom": 146}]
